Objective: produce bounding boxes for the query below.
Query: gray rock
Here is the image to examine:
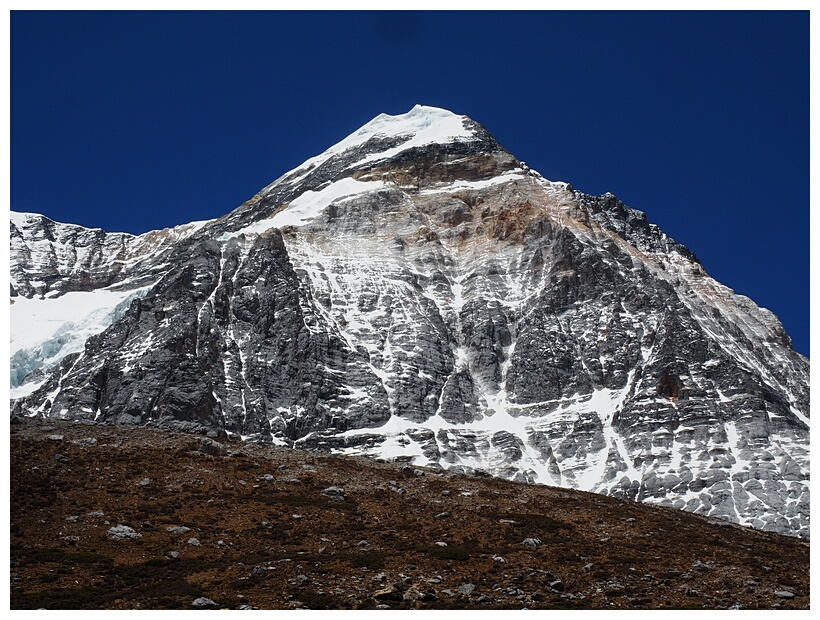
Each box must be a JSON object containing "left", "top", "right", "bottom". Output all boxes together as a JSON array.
[
  {"left": 321, "top": 486, "right": 345, "bottom": 499},
  {"left": 458, "top": 583, "right": 476, "bottom": 595},
  {"left": 187, "top": 537, "right": 201, "bottom": 546},
  {"left": 166, "top": 525, "right": 191, "bottom": 533},
  {"left": 373, "top": 585, "right": 402, "bottom": 601},
  {"left": 775, "top": 590, "right": 795, "bottom": 599},
  {"left": 199, "top": 438, "right": 227, "bottom": 457},
  {"left": 192, "top": 597, "right": 217, "bottom": 607},
  {"left": 47, "top": 434, "right": 63, "bottom": 441},
  {"left": 107, "top": 525, "right": 141, "bottom": 540}
]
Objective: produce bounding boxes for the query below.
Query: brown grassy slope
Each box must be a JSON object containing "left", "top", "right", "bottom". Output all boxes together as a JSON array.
[{"left": 9, "top": 418, "right": 809, "bottom": 610}]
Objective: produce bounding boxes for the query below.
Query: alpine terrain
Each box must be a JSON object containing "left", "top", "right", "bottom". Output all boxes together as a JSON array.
[{"left": 10, "top": 105, "right": 810, "bottom": 539}]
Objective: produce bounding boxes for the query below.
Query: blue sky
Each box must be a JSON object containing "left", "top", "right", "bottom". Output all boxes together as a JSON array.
[{"left": 10, "top": 11, "right": 809, "bottom": 356}]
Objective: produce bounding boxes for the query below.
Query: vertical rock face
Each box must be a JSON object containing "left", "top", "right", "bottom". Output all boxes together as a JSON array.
[{"left": 10, "top": 105, "right": 809, "bottom": 538}]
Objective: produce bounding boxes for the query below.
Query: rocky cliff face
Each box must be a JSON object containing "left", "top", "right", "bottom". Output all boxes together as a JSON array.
[
  {"left": 10, "top": 105, "right": 810, "bottom": 538},
  {"left": 9, "top": 212, "right": 208, "bottom": 391}
]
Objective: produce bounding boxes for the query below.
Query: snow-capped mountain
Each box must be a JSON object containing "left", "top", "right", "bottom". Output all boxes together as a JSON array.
[{"left": 10, "top": 105, "right": 810, "bottom": 538}]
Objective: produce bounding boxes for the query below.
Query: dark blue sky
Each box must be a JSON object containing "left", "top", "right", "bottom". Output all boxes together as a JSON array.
[{"left": 10, "top": 11, "right": 809, "bottom": 356}]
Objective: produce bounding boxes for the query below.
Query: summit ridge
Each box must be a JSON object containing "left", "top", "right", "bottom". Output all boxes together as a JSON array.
[{"left": 301, "top": 104, "right": 481, "bottom": 167}]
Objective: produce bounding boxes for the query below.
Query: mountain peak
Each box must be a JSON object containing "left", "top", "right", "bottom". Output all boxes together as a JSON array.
[
  {"left": 294, "top": 105, "right": 488, "bottom": 175},
  {"left": 225, "top": 106, "right": 515, "bottom": 233},
  {"left": 354, "top": 104, "right": 474, "bottom": 144},
  {"left": 10, "top": 108, "right": 810, "bottom": 540}
]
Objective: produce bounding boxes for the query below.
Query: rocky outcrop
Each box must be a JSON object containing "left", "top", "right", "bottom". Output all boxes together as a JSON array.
[{"left": 10, "top": 105, "right": 810, "bottom": 538}]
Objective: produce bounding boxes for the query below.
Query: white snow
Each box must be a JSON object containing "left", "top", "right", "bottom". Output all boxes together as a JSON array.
[
  {"left": 10, "top": 285, "right": 151, "bottom": 387},
  {"left": 418, "top": 169, "right": 526, "bottom": 195},
  {"left": 11, "top": 209, "right": 211, "bottom": 240},
  {"left": 9, "top": 377, "right": 49, "bottom": 399},
  {"left": 10, "top": 211, "right": 43, "bottom": 228},
  {"left": 10, "top": 287, "right": 144, "bottom": 351},
  {"left": 339, "top": 386, "right": 370, "bottom": 401},
  {"left": 220, "top": 178, "right": 390, "bottom": 239},
  {"left": 788, "top": 404, "right": 811, "bottom": 428},
  {"left": 271, "top": 177, "right": 388, "bottom": 229},
  {"left": 294, "top": 105, "right": 477, "bottom": 174}
]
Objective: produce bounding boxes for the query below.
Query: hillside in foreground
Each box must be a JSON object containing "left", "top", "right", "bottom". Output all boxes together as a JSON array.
[{"left": 10, "top": 418, "right": 809, "bottom": 610}]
